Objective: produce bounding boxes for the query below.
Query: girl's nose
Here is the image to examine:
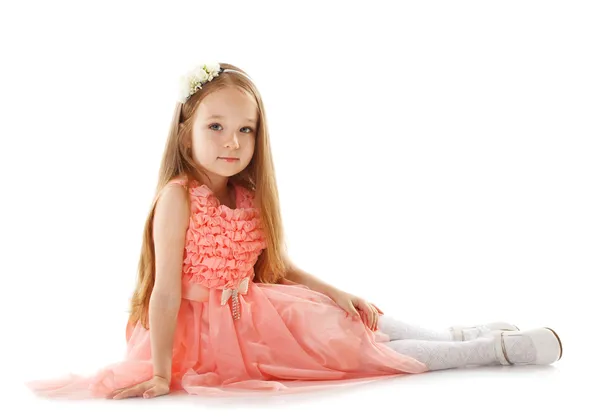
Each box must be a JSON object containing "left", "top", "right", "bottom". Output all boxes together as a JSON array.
[{"left": 226, "top": 136, "right": 240, "bottom": 149}]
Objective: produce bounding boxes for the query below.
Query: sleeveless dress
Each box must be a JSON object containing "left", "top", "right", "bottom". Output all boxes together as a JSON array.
[{"left": 25, "top": 176, "right": 428, "bottom": 399}]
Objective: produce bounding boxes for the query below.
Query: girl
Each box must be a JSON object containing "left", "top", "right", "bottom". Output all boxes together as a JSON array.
[{"left": 25, "top": 62, "right": 563, "bottom": 400}]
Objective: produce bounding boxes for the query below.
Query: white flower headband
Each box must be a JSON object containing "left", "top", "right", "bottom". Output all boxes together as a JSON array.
[{"left": 177, "top": 62, "right": 225, "bottom": 104}]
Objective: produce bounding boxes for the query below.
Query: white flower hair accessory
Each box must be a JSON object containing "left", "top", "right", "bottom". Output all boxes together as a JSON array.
[{"left": 177, "top": 62, "right": 225, "bottom": 104}]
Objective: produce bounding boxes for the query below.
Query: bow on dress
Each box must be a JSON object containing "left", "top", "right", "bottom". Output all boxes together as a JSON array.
[{"left": 220, "top": 276, "right": 250, "bottom": 320}]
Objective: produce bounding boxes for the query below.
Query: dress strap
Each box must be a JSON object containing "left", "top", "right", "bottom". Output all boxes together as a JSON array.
[
  {"left": 152, "top": 175, "right": 189, "bottom": 206},
  {"left": 167, "top": 176, "right": 189, "bottom": 188}
]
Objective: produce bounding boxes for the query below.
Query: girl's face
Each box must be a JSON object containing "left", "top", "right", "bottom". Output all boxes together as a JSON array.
[{"left": 189, "top": 86, "right": 258, "bottom": 182}]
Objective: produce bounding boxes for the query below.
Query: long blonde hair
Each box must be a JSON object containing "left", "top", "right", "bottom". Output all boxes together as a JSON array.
[{"left": 127, "top": 63, "right": 289, "bottom": 330}]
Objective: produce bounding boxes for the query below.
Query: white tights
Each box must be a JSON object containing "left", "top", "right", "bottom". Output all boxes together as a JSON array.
[{"left": 377, "top": 315, "right": 499, "bottom": 371}]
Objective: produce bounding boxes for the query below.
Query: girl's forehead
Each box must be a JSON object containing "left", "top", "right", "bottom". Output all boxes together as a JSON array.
[{"left": 197, "top": 90, "right": 258, "bottom": 121}]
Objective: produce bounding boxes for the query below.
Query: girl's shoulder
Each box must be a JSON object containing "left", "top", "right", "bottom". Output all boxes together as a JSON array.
[
  {"left": 151, "top": 175, "right": 190, "bottom": 207},
  {"left": 166, "top": 174, "right": 190, "bottom": 188}
]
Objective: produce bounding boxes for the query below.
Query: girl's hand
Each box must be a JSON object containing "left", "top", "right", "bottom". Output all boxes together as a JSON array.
[
  {"left": 329, "top": 290, "right": 384, "bottom": 331},
  {"left": 108, "top": 375, "right": 170, "bottom": 400}
]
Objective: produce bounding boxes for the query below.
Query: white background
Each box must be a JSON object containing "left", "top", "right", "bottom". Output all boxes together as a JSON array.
[{"left": 1, "top": 0, "right": 598, "bottom": 415}]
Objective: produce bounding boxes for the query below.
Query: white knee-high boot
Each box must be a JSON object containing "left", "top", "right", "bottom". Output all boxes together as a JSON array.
[{"left": 383, "top": 327, "right": 562, "bottom": 370}]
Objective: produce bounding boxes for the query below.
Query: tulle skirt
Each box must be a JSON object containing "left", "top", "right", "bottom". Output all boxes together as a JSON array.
[{"left": 25, "top": 281, "right": 428, "bottom": 398}]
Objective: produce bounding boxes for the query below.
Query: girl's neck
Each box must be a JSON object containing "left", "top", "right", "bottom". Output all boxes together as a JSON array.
[{"left": 212, "top": 181, "right": 236, "bottom": 209}]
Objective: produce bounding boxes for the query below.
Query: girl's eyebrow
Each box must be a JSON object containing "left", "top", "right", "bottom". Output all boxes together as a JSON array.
[{"left": 207, "top": 114, "right": 257, "bottom": 123}]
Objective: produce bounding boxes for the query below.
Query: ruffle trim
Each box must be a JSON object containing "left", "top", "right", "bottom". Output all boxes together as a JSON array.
[{"left": 167, "top": 176, "right": 268, "bottom": 290}]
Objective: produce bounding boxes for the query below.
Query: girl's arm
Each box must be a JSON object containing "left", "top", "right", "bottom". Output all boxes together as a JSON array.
[
  {"left": 148, "top": 184, "right": 190, "bottom": 383},
  {"left": 283, "top": 256, "right": 342, "bottom": 298},
  {"left": 283, "top": 257, "right": 385, "bottom": 328}
]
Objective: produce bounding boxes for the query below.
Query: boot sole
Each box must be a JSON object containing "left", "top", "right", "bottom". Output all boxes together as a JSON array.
[{"left": 544, "top": 327, "right": 563, "bottom": 361}]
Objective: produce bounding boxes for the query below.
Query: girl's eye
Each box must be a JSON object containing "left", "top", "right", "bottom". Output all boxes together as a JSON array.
[{"left": 209, "top": 123, "right": 253, "bottom": 133}]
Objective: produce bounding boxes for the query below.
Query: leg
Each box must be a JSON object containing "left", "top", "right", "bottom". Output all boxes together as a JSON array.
[
  {"left": 383, "top": 338, "right": 498, "bottom": 371},
  {"left": 377, "top": 314, "right": 518, "bottom": 341}
]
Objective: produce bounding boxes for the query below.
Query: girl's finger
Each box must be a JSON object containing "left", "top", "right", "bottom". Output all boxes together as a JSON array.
[
  {"left": 110, "top": 386, "right": 130, "bottom": 399},
  {"left": 143, "top": 387, "right": 157, "bottom": 399},
  {"left": 113, "top": 383, "right": 145, "bottom": 399},
  {"left": 359, "top": 309, "right": 368, "bottom": 326},
  {"left": 348, "top": 302, "right": 361, "bottom": 319},
  {"left": 369, "top": 304, "right": 379, "bottom": 330},
  {"left": 363, "top": 303, "right": 374, "bottom": 330},
  {"left": 113, "top": 389, "right": 134, "bottom": 400},
  {"left": 345, "top": 309, "right": 357, "bottom": 320},
  {"left": 367, "top": 303, "right": 376, "bottom": 329},
  {"left": 357, "top": 300, "right": 373, "bottom": 328}
]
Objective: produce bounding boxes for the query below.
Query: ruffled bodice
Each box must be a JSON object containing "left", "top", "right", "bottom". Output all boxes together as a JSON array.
[{"left": 167, "top": 176, "right": 267, "bottom": 292}]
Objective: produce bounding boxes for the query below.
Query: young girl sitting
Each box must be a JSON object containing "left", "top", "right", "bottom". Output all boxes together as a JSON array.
[{"left": 25, "top": 62, "right": 562, "bottom": 400}]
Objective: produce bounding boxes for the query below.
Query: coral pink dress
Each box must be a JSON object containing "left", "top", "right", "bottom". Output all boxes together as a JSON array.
[{"left": 25, "top": 176, "right": 427, "bottom": 399}]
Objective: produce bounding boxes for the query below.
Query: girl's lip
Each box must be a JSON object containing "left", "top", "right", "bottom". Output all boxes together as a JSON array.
[{"left": 219, "top": 157, "right": 239, "bottom": 160}]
